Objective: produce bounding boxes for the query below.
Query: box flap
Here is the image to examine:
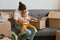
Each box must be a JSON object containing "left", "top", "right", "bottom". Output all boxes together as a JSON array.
[
  {"left": 48, "top": 12, "right": 60, "bottom": 19},
  {"left": 0, "top": 11, "right": 14, "bottom": 19},
  {"left": 41, "top": 17, "right": 47, "bottom": 21}
]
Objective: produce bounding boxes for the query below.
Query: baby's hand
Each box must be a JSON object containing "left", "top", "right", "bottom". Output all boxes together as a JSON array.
[{"left": 27, "top": 19, "right": 30, "bottom": 21}]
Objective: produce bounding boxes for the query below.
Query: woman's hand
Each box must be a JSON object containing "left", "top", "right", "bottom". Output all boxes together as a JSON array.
[
  {"left": 15, "top": 20, "right": 23, "bottom": 25},
  {"left": 18, "top": 20, "right": 23, "bottom": 24},
  {"left": 30, "top": 16, "right": 38, "bottom": 22}
]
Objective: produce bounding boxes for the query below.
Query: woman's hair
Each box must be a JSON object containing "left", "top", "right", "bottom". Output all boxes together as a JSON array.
[{"left": 18, "top": 2, "right": 26, "bottom": 11}]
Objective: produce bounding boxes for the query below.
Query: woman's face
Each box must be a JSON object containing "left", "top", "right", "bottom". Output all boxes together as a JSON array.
[{"left": 20, "top": 10, "right": 27, "bottom": 14}]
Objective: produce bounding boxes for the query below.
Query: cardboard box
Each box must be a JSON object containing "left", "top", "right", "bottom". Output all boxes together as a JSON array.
[
  {"left": 0, "top": 11, "right": 14, "bottom": 19},
  {"left": 31, "top": 17, "right": 47, "bottom": 29},
  {"left": 48, "top": 12, "right": 60, "bottom": 28},
  {"left": 0, "top": 12, "right": 9, "bottom": 22},
  {"left": 2, "top": 37, "right": 11, "bottom": 40},
  {"left": 40, "top": 17, "right": 47, "bottom": 29},
  {"left": 56, "top": 30, "right": 60, "bottom": 40},
  {"left": 0, "top": 21, "right": 11, "bottom": 37}
]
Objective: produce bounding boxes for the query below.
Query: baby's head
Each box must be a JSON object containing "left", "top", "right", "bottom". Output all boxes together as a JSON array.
[{"left": 21, "top": 10, "right": 29, "bottom": 17}]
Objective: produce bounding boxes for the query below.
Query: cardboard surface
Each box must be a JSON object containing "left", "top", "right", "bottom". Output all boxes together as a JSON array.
[
  {"left": 49, "top": 19, "right": 60, "bottom": 28},
  {"left": 0, "top": 21, "right": 11, "bottom": 36},
  {"left": 31, "top": 17, "right": 47, "bottom": 29},
  {"left": 48, "top": 12, "right": 60, "bottom": 28},
  {"left": 40, "top": 17, "right": 47, "bottom": 29},
  {"left": 48, "top": 12, "right": 60, "bottom": 19},
  {"left": 2, "top": 37, "right": 11, "bottom": 40},
  {"left": 56, "top": 30, "right": 60, "bottom": 40}
]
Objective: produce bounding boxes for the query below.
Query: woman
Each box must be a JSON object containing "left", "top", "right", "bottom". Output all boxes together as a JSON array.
[{"left": 14, "top": 2, "right": 37, "bottom": 40}]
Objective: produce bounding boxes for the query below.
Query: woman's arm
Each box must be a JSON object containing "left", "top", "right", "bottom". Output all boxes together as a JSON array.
[
  {"left": 15, "top": 20, "right": 22, "bottom": 25},
  {"left": 14, "top": 10, "right": 23, "bottom": 25}
]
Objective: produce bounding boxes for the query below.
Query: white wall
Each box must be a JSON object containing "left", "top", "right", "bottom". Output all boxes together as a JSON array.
[
  {"left": 59, "top": 0, "right": 60, "bottom": 9},
  {"left": 0, "top": 0, "right": 60, "bottom": 10},
  {"left": 0, "top": 0, "right": 18, "bottom": 9}
]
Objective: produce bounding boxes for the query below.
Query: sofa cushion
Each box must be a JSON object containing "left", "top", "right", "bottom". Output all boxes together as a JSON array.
[{"left": 35, "top": 28, "right": 58, "bottom": 36}]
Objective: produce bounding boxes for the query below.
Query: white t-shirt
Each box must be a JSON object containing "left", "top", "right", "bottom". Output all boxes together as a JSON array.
[
  {"left": 14, "top": 10, "right": 30, "bottom": 24},
  {"left": 14, "top": 10, "right": 21, "bottom": 20}
]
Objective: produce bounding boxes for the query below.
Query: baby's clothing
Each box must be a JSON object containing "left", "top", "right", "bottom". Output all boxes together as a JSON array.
[
  {"left": 21, "top": 24, "right": 36, "bottom": 33},
  {"left": 20, "top": 13, "right": 36, "bottom": 33},
  {"left": 20, "top": 16, "right": 30, "bottom": 24}
]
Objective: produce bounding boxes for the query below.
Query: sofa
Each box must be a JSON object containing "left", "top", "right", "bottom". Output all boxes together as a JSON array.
[{"left": 0, "top": 9, "right": 60, "bottom": 40}]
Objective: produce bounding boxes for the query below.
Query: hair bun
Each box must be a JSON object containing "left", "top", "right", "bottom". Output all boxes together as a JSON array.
[
  {"left": 18, "top": 2, "right": 26, "bottom": 10},
  {"left": 19, "top": 2, "right": 23, "bottom": 5}
]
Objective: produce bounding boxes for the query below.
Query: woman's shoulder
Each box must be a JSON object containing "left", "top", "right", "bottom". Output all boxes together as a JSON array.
[
  {"left": 15, "top": 9, "right": 19, "bottom": 13},
  {"left": 14, "top": 9, "right": 21, "bottom": 14}
]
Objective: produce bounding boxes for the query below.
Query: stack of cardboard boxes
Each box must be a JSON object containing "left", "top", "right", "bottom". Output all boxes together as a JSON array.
[
  {"left": 48, "top": 12, "right": 60, "bottom": 28},
  {"left": 0, "top": 12, "right": 13, "bottom": 37},
  {"left": 48, "top": 11, "right": 60, "bottom": 40}
]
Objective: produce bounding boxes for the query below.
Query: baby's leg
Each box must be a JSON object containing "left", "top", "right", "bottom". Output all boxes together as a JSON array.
[
  {"left": 27, "top": 24, "right": 37, "bottom": 32},
  {"left": 21, "top": 25, "right": 26, "bottom": 33}
]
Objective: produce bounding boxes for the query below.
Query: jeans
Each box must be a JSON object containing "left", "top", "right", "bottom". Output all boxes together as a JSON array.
[{"left": 15, "top": 25, "right": 36, "bottom": 40}]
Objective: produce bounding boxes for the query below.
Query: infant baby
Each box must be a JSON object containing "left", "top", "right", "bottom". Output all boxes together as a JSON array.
[{"left": 19, "top": 10, "right": 37, "bottom": 33}]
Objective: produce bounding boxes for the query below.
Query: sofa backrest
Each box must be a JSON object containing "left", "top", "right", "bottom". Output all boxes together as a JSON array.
[
  {"left": 0, "top": 10, "right": 60, "bottom": 19},
  {"left": 29, "top": 10, "right": 60, "bottom": 18}
]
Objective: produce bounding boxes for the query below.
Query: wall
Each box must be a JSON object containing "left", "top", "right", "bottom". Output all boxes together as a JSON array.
[
  {"left": 59, "top": 0, "right": 60, "bottom": 8},
  {"left": 0, "top": 0, "right": 60, "bottom": 10},
  {"left": 0, "top": 0, "right": 18, "bottom": 9}
]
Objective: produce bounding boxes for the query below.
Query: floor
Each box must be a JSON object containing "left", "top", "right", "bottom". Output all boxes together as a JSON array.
[{"left": 34, "top": 36, "right": 56, "bottom": 40}]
